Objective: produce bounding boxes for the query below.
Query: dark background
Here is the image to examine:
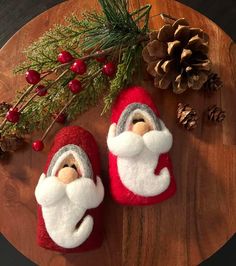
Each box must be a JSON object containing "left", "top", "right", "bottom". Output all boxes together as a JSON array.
[{"left": 0, "top": 0, "right": 235, "bottom": 265}]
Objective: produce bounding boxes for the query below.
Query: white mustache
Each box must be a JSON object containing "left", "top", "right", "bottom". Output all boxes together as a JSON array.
[
  {"left": 35, "top": 174, "right": 104, "bottom": 209},
  {"left": 107, "top": 121, "right": 173, "bottom": 158},
  {"left": 66, "top": 175, "right": 104, "bottom": 209}
]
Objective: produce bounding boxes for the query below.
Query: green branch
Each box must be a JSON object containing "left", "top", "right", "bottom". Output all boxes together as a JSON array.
[{"left": 1, "top": 0, "right": 152, "bottom": 142}]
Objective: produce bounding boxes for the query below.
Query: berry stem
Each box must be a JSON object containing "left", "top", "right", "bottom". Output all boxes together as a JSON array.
[
  {"left": 0, "top": 37, "right": 147, "bottom": 133},
  {"left": 52, "top": 38, "right": 147, "bottom": 70},
  {"left": 19, "top": 93, "right": 37, "bottom": 112},
  {"left": 41, "top": 95, "right": 76, "bottom": 141},
  {"left": 81, "top": 68, "right": 101, "bottom": 83},
  {"left": 40, "top": 69, "right": 100, "bottom": 142},
  {"left": 0, "top": 84, "right": 34, "bottom": 130},
  {"left": 19, "top": 69, "right": 69, "bottom": 112},
  {"left": 0, "top": 72, "right": 52, "bottom": 130}
]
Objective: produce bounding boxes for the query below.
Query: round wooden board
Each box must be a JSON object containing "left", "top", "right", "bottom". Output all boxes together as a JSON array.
[{"left": 0, "top": 0, "right": 236, "bottom": 265}]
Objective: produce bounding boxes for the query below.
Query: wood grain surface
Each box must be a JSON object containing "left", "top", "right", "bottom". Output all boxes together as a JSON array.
[{"left": 0, "top": 0, "right": 235, "bottom": 265}]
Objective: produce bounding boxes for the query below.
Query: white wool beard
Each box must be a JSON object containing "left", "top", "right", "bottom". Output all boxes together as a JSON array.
[
  {"left": 35, "top": 174, "right": 104, "bottom": 248},
  {"left": 107, "top": 121, "right": 173, "bottom": 197}
]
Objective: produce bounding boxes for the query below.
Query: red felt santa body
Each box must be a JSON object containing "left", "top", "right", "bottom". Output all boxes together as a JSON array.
[
  {"left": 107, "top": 86, "right": 176, "bottom": 206},
  {"left": 35, "top": 126, "right": 104, "bottom": 252}
]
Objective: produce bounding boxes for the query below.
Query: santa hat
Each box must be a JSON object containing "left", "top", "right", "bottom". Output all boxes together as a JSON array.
[
  {"left": 108, "top": 86, "right": 176, "bottom": 206},
  {"left": 36, "top": 126, "right": 104, "bottom": 252}
]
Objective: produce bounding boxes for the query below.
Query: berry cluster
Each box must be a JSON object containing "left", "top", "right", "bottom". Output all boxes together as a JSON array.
[{"left": 5, "top": 50, "right": 117, "bottom": 152}]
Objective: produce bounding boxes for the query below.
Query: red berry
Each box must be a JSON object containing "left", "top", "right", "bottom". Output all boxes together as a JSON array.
[
  {"left": 70, "top": 59, "right": 87, "bottom": 75},
  {"left": 25, "top": 70, "right": 41, "bottom": 85},
  {"left": 102, "top": 62, "right": 117, "bottom": 77},
  {"left": 68, "top": 79, "right": 82, "bottom": 94},
  {"left": 35, "top": 85, "right": 47, "bottom": 96},
  {"left": 32, "top": 140, "right": 44, "bottom": 152},
  {"left": 6, "top": 108, "right": 20, "bottom": 123},
  {"left": 57, "top": 51, "right": 74, "bottom": 64},
  {"left": 95, "top": 50, "right": 106, "bottom": 63},
  {"left": 54, "top": 113, "right": 67, "bottom": 124}
]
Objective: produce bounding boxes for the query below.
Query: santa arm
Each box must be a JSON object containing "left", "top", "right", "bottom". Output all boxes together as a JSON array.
[{"left": 35, "top": 174, "right": 66, "bottom": 207}]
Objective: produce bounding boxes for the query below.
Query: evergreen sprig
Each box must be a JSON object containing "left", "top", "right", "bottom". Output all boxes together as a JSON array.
[
  {"left": 102, "top": 44, "right": 141, "bottom": 113},
  {"left": 15, "top": 1, "right": 151, "bottom": 73},
  {"left": 1, "top": 0, "right": 152, "bottom": 143}
]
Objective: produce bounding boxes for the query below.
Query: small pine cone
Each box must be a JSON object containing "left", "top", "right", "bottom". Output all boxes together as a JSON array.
[
  {"left": 177, "top": 103, "right": 198, "bottom": 130},
  {"left": 208, "top": 105, "right": 225, "bottom": 122},
  {"left": 0, "top": 149, "right": 5, "bottom": 159},
  {"left": 142, "top": 18, "right": 211, "bottom": 94},
  {"left": 0, "top": 149, "right": 9, "bottom": 160},
  {"left": 203, "top": 73, "right": 223, "bottom": 92},
  {"left": 0, "top": 135, "right": 25, "bottom": 152},
  {"left": 0, "top": 102, "right": 12, "bottom": 115}
]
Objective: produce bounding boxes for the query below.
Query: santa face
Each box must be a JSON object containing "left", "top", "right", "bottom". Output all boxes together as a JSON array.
[
  {"left": 35, "top": 144, "right": 104, "bottom": 249},
  {"left": 107, "top": 103, "right": 173, "bottom": 198}
]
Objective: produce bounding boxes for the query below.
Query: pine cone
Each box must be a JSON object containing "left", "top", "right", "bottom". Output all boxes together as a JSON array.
[
  {"left": 177, "top": 103, "right": 198, "bottom": 130},
  {"left": 0, "top": 149, "right": 5, "bottom": 160},
  {"left": 0, "top": 148, "right": 10, "bottom": 160},
  {"left": 208, "top": 105, "right": 225, "bottom": 122},
  {"left": 203, "top": 72, "right": 223, "bottom": 92},
  {"left": 142, "top": 18, "right": 211, "bottom": 94},
  {"left": 0, "top": 135, "right": 25, "bottom": 152}
]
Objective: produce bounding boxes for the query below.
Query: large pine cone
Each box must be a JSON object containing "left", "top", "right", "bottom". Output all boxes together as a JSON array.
[{"left": 142, "top": 18, "right": 211, "bottom": 94}]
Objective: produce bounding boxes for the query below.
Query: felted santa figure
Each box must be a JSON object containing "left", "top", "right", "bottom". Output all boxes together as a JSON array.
[
  {"left": 107, "top": 86, "right": 176, "bottom": 206},
  {"left": 35, "top": 126, "right": 104, "bottom": 252}
]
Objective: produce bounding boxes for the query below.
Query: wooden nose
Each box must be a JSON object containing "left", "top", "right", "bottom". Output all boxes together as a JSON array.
[
  {"left": 132, "top": 121, "right": 150, "bottom": 136},
  {"left": 57, "top": 167, "right": 78, "bottom": 184}
]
